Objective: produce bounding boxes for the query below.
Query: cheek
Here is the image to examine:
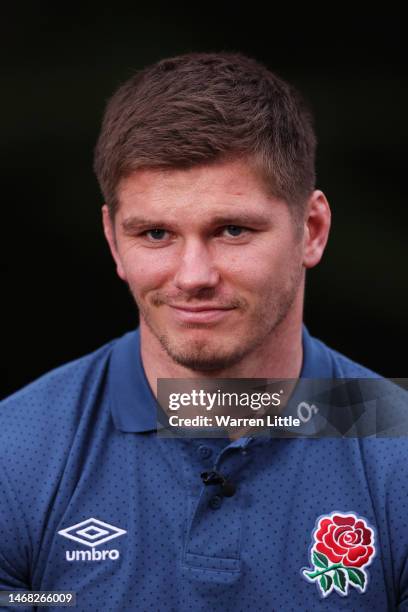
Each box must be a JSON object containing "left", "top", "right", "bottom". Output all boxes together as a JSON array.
[
  {"left": 218, "top": 242, "right": 299, "bottom": 291},
  {"left": 224, "top": 256, "right": 273, "bottom": 290},
  {"left": 122, "top": 250, "right": 174, "bottom": 294}
]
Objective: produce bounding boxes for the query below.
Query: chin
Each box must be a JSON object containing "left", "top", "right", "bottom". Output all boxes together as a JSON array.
[
  {"left": 168, "top": 351, "right": 244, "bottom": 372},
  {"left": 159, "top": 334, "right": 250, "bottom": 372}
]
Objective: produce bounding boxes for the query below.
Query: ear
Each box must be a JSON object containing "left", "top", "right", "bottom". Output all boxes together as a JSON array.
[
  {"left": 102, "top": 205, "right": 127, "bottom": 281},
  {"left": 302, "top": 190, "right": 331, "bottom": 268}
]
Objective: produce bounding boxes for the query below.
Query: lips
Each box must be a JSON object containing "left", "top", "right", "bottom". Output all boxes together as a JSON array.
[
  {"left": 170, "top": 304, "right": 232, "bottom": 312},
  {"left": 168, "top": 304, "right": 235, "bottom": 324}
]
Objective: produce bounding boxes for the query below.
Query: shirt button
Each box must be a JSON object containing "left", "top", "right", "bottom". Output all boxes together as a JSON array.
[
  {"left": 197, "top": 445, "right": 213, "bottom": 460},
  {"left": 209, "top": 495, "right": 223, "bottom": 510}
]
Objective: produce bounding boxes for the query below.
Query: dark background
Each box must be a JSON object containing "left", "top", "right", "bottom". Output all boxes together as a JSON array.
[{"left": 2, "top": 8, "right": 407, "bottom": 398}]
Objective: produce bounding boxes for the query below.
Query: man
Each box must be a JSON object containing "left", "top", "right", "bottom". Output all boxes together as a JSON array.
[{"left": 0, "top": 52, "right": 407, "bottom": 611}]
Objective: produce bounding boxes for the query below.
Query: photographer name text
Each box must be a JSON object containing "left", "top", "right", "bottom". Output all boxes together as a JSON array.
[{"left": 168, "top": 414, "right": 300, "bottom": 428}]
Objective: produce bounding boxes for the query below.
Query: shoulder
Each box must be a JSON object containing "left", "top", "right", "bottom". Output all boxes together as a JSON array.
[
  {"left": 0, "top": 337, "right": 117, "bottom": 447},
  {"left": 320, "top": 338, "right": 408, "bottom": 485},
  {"left": 0, "top": 337, "right": 121, "bottom": 586},
  {"left": 320, "top": 336, "right": 408, "bottom": 432},
  {"left": 307, "top": 329, "right": 408, "bottom": 458}
]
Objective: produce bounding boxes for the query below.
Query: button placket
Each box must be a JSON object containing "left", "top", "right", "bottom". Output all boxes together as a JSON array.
[{"left": 183, "top": 444, "right": 255, "bottom": 576}]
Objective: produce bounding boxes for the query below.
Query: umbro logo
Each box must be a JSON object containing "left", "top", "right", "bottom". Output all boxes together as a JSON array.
[
  {"left": 58, "top": 517, "right": 126, "bottom": 547},
  {"left": 58, "top": 518, "right": 126, "bottom": 562}
]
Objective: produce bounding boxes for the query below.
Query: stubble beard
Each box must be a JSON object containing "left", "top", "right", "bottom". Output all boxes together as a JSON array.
[{"left": 129, "top": 267, "right": 304, "bottom": 373}]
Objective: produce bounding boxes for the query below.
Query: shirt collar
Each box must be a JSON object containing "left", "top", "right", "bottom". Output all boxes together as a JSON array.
[
  {"left": 108, "top": 329, "right": 157, "bottom": 432},
  {"left": 108, "top": 325, "right": 334, "bottom": 433}
]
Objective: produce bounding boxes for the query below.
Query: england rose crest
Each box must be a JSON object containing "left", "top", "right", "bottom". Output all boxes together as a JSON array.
[{"left": 302, "top": 512, "right": 376, "bottom": 597}]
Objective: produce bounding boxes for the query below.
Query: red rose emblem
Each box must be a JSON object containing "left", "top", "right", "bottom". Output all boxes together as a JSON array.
[{"left": 315, "top": 513, "right": 375, "bottom": 568}]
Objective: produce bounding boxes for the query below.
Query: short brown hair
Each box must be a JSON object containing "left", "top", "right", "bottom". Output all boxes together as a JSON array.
[{"left": 94, "top": 52, "right": 316, "bottom": 219}]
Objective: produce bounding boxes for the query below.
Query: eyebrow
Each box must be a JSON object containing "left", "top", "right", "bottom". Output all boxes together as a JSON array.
[
  {"left": 121, "top": 216, "right": 167, "bottom": 234},
  {"left": 121, "top": 212, "right": 272, "bottom": 234}
]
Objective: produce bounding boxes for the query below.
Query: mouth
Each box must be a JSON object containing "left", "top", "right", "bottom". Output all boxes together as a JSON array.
[{"left": 168, "top": 304, "right": 236, "bottom": 324}]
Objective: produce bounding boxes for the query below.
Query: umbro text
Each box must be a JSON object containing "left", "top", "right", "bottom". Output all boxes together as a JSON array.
[{"left": 65, "top": 548, "right": 120, "bottom": 561}]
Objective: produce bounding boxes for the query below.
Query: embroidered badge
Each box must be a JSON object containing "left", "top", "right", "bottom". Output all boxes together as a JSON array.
[{"left": 302, "top": 512, "right": 375, "bottom": 597}]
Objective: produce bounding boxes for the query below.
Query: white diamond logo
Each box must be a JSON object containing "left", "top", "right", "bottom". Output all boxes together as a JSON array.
[{"left": 58, "top": 518, "right": 127, "bottom": 547}]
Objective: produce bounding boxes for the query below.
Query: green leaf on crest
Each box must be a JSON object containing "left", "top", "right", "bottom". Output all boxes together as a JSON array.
[
  {"left": 320, "top": 574, "right": 333, "bottom": 592},
  {"left": 346, "top": 567, "right": 366, "bottom": 589},
  {"left": 313, "top": 551, "right": 329, "bottom": 568},
  {"left": 333, "top": 568, "right": 347, "bottom": 592}
]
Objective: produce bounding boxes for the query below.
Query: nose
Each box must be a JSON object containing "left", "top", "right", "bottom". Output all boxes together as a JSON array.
[{"left": 173, "top": 238, "right": 220, "bottom": 294}]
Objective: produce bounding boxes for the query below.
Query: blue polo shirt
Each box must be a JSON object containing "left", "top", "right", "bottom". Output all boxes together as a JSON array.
[{"left": 1, "top": 327, "right": 407, "bottom": 611}]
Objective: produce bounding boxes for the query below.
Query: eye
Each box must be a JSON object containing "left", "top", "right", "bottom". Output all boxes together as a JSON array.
[
  {"left": 145, "top": 228, "right": 167, "bottom": 240},
  {"left": 223, "top": 225, "right": 246, "bottom": 237}
]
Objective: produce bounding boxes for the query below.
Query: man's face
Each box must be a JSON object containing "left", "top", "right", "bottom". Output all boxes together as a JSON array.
[{"left": 104, "top": 158, "right": 308, "bottom": 372}]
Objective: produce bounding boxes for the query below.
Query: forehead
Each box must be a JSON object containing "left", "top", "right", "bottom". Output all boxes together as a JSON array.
[
  {"left": 118, "top": 161, "right": 282, "bottom": 208},
  {"left": 116, "top": 161, "right": 291, "bottom": 232}
]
